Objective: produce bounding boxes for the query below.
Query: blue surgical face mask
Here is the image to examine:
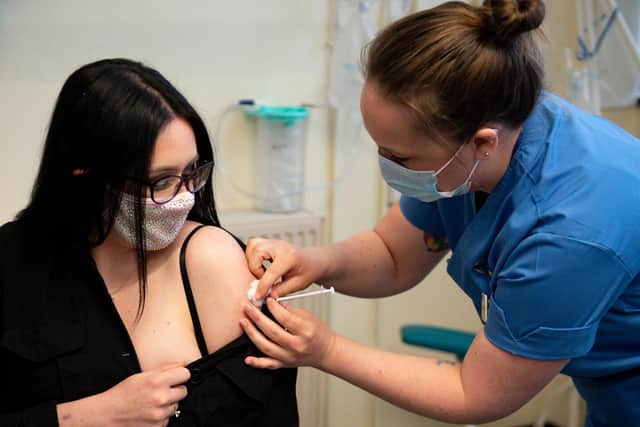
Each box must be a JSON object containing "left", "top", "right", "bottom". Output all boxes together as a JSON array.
[{"left": 378, "top": 143, "right": 479, "bottom": 203}]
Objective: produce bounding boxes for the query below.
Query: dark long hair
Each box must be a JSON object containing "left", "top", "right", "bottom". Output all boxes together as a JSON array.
[{"left": 18, "top": 58, "right": 220, "bottom": 317}]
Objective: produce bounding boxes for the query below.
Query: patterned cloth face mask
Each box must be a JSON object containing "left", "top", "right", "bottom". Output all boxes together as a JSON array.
[
  {"left": 113, "top": 191, "right": 195, "bottom": 250},
  {"left": 378, "top": 143, "right": 479, "bottom": 203}
]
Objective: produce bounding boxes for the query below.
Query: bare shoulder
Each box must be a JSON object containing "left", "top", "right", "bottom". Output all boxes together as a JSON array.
[
  {"left": 177, "top": 221, "right": 255, "bottom": 351},
  {"left": 180, "top": 221, "right": 255, "bottom": 291},
  {"left": 183, "top": 222, "right": 245, "bottom": 262}
]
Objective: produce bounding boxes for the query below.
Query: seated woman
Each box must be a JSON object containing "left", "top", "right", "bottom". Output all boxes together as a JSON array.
[{"left": 0, "top": 58, "right": 298, "bottom": 427}]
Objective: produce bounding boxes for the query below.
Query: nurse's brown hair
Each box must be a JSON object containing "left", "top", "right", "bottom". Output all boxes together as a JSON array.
[{"left": 363, "top": 0, "right": 546, "bottom": 144}]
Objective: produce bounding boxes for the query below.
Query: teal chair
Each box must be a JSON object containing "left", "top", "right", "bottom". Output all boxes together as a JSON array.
[{"left": 401, "top": 324, "right": 475, "bottom": 361}]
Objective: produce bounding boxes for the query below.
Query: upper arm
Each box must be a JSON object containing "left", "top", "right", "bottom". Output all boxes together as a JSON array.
[
  {"left": 461, "top": 328, "right": 568, "bottom": 422},
  {"left": 374, "top": 201, "right": 448, "bottom": 292},
  {"left": 183, "top": 225, "right": 256, "bottom": 352}
]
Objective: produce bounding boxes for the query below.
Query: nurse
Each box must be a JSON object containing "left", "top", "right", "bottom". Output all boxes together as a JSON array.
[{"left": 239, "top": 1, "right": 640, "bottom": 426}]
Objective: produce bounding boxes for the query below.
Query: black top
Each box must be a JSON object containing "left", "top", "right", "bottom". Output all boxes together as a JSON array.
[{"left": 0, "top": 221, "right": 298, "bottom": 426}]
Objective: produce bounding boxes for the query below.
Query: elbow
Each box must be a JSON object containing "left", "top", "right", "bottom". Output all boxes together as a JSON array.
[
  {"left": 410, "top": 389, "right": 525, "bottom": 425},
  {"left": 459, "top": 410, "right": 519, "bottom": 425},
  {"left": 420, "top": 406, "right": 519, "bottom": 425},
  {"left": 451, "top": 398, "right": 526, "bottom": 425}
]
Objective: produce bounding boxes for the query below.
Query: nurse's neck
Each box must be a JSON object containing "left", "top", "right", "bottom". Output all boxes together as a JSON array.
[{"left": 471, "top": 125, "right": 522, "bottom": 194}]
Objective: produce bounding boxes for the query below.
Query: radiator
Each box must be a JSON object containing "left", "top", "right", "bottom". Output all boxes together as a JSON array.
[{"left": 220, "top": 210, "right": 328, "bottom": 427}]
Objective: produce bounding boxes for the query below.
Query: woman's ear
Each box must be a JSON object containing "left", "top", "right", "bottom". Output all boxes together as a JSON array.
[{"left": 471, "top": 127, "right": 499, "bottom": 160}]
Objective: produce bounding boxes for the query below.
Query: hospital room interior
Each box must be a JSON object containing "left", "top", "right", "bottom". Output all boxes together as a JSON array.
[{"left": 1, "top": 1, "right": 639, "bottom": 426}]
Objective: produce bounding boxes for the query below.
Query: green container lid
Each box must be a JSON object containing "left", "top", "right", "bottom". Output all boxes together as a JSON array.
[{"left": 245, "top": 105, "right": 309, "bottom": 127}]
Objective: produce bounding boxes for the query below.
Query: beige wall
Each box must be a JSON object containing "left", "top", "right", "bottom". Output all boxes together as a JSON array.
[{"left": 604, "top": 108, "right": 640, "bottom": 136}]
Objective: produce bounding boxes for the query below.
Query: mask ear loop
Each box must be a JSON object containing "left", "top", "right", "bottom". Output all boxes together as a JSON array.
[
  {"left": 465, "top": 159, "right": 480, "bottom": 183},
  {"left": 435, "top": 142, "right": 483, "bottom": 190},
  {"left": 433, "top": 143, "right": 467, "bottom": 176},
  {"left": 459, "top": 140, "right": 482, "bottom": 185}
]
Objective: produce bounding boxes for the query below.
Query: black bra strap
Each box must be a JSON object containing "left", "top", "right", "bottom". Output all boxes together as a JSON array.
[{"left": 179, "top": 224, "right": 209, "bottom": 357}]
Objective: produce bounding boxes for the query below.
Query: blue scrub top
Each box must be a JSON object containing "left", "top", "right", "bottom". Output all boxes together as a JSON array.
[{"left": 400, "top": 93, "right": 640, "bottom": 427}]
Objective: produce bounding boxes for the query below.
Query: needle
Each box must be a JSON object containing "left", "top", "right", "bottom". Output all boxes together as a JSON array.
[{"left": 275, "top": 286, "right": 335, "bottom": 302}]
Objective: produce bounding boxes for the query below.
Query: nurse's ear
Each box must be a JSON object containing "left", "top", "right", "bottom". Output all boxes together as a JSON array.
[{"left": 471, "top": 127, "right": 499, "bottom": 160}]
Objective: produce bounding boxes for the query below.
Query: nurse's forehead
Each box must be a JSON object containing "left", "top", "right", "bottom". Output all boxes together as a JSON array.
[
  {"left": 361, "top": 84, "right": 414, "bottom": 127},
  {"left": 361, "top": 83, "right": 422, "bottom": 149}
]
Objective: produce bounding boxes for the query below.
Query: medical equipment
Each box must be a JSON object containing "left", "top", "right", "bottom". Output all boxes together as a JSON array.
[
  {"left": 569, "top": 0, "right": 640, "bottom": 112},
  {"left": 247, "top": 279, "right": 335, "bottom": 307},
  {"left": 213, "top": 101, "right": 312, "bottom": 213},
  {"left": 213, "top": 99, "right": 363, "bottom": 213},
  {"left": 244, "top": 105, "right": 310, "bottom": 213}
]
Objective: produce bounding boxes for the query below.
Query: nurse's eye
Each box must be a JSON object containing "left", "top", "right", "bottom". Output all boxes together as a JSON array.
[
  {"left": 386, "top": 154, "right": 409, "bottom": 166},
  {"left": 379, "top": 148, "right": 409, "bottom": 165},
  {"left": 391, "top": 155, "right": 409, "bottom": 165}
]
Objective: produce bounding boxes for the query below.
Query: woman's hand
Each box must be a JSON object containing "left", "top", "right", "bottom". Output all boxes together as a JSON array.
[
  {"left": 98, "top": 363, "right": 190, "bottom": 427},
  {"left": 245, "top": 238, "right": 325, "bottom": 300},
  {"left": 240, "top": 298, "right": 336, "bottom": 370}
]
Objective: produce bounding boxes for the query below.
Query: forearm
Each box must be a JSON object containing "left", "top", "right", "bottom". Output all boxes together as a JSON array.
[
  {"left": 57, "top": 393, "right": 109, "bottom": 427},
  {"left": 311, "top": 203, "right": 445, "bottom": 297},
  {"left": 244, "top": 298, "right": 566, "bottom": 423},
  {"left": 316, "top": 334, "right": 515, "bottom": 424},
  {"left": 309, "top": 231, "right": 400, "bottom": 298}
]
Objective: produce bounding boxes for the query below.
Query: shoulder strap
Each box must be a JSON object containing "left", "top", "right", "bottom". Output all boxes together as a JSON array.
[{"left": 179, "top": 224, "right": 209, "bottom": 357}]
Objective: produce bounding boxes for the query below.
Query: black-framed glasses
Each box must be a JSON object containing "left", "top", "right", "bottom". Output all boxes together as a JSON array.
[{"left": 126, "top": 161, "right": 213, "bottom": 204}]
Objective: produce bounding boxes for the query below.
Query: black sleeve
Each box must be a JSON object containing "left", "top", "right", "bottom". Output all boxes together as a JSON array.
[
  {"left": 0, "top": 401, "right": 60, "bottom": 427},
  {"left": 0, "top": 222, "right": 60, "bottom": 427}
]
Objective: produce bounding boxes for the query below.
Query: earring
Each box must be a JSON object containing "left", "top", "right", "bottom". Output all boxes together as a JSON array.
[{"left": 483, "top": 152, "right": 489, "bottom": 157}]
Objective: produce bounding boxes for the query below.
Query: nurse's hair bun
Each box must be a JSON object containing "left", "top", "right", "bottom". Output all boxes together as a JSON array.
[{"left": 481, "top": 0, "right": 545, "bottom": 43}]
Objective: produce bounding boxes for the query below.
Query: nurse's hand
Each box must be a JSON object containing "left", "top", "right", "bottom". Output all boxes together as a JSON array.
[
  {"left": 240, "top": 298, "right": 336, "bottom": 369},
  {"left": 245, "top": 238, "right": 325, "bottom": 300}
]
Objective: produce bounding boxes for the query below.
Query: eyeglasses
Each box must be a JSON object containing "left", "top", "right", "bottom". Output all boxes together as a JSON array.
[{"left": 126, "top": 161, "right": 213, "bottom": 204}]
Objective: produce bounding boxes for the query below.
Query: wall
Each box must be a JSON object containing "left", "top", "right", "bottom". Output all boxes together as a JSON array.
[{"left": 0, "top": 0, "right": 331, "bottom": 223}]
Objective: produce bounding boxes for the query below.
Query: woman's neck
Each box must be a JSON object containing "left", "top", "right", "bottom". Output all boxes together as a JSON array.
[{"left": 91, "top": 235, "right": 140, "bottom": 295}]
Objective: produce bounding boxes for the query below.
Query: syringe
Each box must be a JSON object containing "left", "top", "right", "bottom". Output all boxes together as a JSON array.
[{"left": 248, "top": 280, "right": 335, "bottom": 306}]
